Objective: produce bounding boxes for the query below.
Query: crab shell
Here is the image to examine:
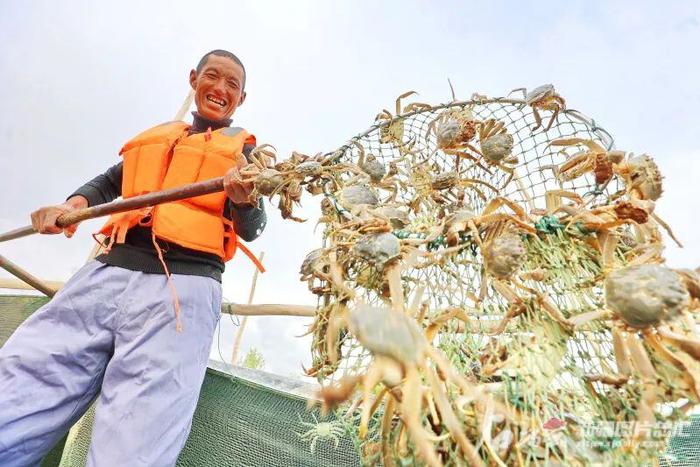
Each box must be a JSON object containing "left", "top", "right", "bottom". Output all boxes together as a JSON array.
[
  {"left": 605, "top": 264, "right": 689, "bottom": 329},
  {"left": 627, "top": 154, "right": 663, "bottom": 201},
  {"left": 352, "top": 232, "right": 401, "bottom": 270},
  {"left": 444, "top": 208, "right": 477, "bottom": 245},
  {"left": 525, "top": 84, "right": 555, "bottom": 104},
  {"left": 483, "top": 233, "right": 527, "bottom": 279},
  {"left": 255, "top": 168, "right": 286, "bottom": 196},
  {"left": 431, "top": 171, "right": 458, "bottom": 190},
  {"left": 347, "top": 304, "right": 425, "bottom": 365},
  {"left": 337, "top": 185, "right": 379, "bottom": 210},
  {"left": 374, "top": 205, "right": 410, "bottom": 229},
  {"left": 481, "top": 133, "right": 515, "bottom": 163},
  {"left": 359, "top": 153, "right": 386, "bottom": 182},
  {"left": 436, "top": 118, "right": 462, "bottom": 149},
  {"left": 300, "top": 248, "right": 326, "bottom": 278},
  {"left": 294, "top": 160, "right": 323, "bottom": 177}
]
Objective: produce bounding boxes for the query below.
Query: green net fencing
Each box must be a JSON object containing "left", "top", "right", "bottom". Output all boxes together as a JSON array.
[{"left": 1, "top": 294, "right": 362, "bottom": 466}]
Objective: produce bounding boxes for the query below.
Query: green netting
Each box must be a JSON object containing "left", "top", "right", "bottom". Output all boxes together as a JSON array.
[
  {"left": 661, "top": 415, "right": 700, "bottom": 466},
  {"left": 0, "top": 295, "right": 361, "bottom": 466},
  {"left": 57, "top": 365, "right": 361, "bottom": 467},
  {"left": 0, "top": 295, "right": 49, "bottom": 346}
]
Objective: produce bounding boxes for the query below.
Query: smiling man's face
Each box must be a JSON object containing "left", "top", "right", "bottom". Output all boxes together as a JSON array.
[{"left": 189, "top": 55, "right": 246, "bottom": 121}]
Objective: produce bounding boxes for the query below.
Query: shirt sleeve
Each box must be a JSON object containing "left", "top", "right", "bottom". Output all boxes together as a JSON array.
[
  {"left": 228, "top": 199, "right": 267, "bottom": 242},
  {"left": 223, "top": 141, "right": 267, "bottom": 242},
  {"left": 67, "top": 162, "right": 123, "bottom": 207}
]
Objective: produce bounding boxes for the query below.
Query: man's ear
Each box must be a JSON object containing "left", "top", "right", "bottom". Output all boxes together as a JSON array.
[
  {"left": 189, "top": 69, "right": 198, "bottom": 90},
  {"left": 238, "top": 91, "right": 247, "bottom": 107}
]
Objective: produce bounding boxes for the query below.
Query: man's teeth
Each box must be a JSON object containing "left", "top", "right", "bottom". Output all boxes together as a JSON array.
[{"left": 206, "top": 96, "right": 226, "bottom": 107}]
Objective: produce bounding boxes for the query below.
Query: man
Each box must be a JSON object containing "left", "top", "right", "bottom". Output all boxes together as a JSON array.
[{"left": 0, "top": 50, "right": 265, "bottom": 466}]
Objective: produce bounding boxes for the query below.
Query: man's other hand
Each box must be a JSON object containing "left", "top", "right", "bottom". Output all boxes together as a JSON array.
[
  {"left": 224, "top": 164, "right": 259, "bottom": 207},
  {"left": 30, "top": 195, "right": 87, "bottom": 237}
]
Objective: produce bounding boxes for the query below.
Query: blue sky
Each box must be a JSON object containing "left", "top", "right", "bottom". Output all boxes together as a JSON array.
[{"left": 1, "top": 0, "right": 698, "bottom": 376}]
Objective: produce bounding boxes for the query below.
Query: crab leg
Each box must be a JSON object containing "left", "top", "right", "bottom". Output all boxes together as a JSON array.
[
  {"left": 381, "top": 395, "right": 398, "bottom": 467},
  {"left": 426, "top": 368, "right": 485, "bottom": 467},
  {"left": 386, "top": 265, "right": 404, "bottom": 313},
  {"left": 530, "top": 108, "right": 543, "bottom": 131},
  {"left": 626, "top": 335, "right": 657, "bottom": 443},
  {"left": 544, "top": 190, "right": 583, "bottom": 215},
  {"left": 657, "top": 327, "right": 700, "bottom": 361},
  {"left": 585, "top": 328, "right": 631, "bottom": 386},
  {"left": 645, "top": 332, "right": 700, "bottom": 400},
  {"left": 396, "top": 91, "right": 418, "bottom": 115},
  {"left": 569, "top": 309, "right": 613, "bottom": 327},
  {"left": 650, "top": 212, "right": 683, "bottom": 247},
  {"left": 359, "top": 361, "right": 384, "bottom": 439},
  {"left": 401, "top": 366, "right": 442, "bottom": 467}
]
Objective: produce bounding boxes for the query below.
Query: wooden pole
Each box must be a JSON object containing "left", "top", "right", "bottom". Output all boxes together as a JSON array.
[
  {"left": 230, "top": 251, "right": 265, "bottom": 365},
  {"left": 221, "top": 303, "right": 316, "bottom": 317},
  {"left": 0, "top": 176, "right": 225, "bottom": 243},
  {"left": 0, "top": 253, "right": 57, "bottom": 297}
]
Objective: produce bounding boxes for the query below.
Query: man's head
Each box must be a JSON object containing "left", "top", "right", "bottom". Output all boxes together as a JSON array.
[{"left": 189, "top": 50, "right": 247, "bottom": 121}]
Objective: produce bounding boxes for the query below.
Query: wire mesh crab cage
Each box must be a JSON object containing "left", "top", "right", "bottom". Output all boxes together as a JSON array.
[{"left": 290, "top": 88, "right": 696, "bottom": 466}]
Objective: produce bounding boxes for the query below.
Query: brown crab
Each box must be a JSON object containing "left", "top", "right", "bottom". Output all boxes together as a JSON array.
[
  {"left": 375, "top": 91, "right": 431, "bottom": 150},
  {"left": 409, "top": 166, "right": 499, "bottom": 211},
  {"left": 511, "top": 84, "right": 566, "bottom": 132},
  {"left": 549, "top": 137, "right": 625, "bottom": 187},
  {"left": 477, "top": 118, "right": 518, "bottom": 183},
  {"left": 352, "top": 143, "right": 404, "bottom": 203},
  {"left": 440, "top": 197, "right": 536, "bottom": 247}
]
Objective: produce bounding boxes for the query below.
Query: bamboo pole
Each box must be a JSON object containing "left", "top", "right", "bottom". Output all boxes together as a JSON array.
[
  {"left": 220, "top": 303, "right": 316, "bottom": 317},
  {"left": 0, "top": 278, "right": 65, "bottom": 291},
  {"left": 230, "top": 251, "right": 265, "bottom": 365},
  {"left": 0, "top": 254, "right": 57, "bottom": 297},
  {"left": 174, "top": 89, "right": 195, "bottom": 121}
]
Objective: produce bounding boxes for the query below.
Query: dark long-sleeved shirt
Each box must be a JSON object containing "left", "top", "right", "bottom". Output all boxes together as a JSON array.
[{"left": 70, "top": 113, "right": 266, "bottom": 281}]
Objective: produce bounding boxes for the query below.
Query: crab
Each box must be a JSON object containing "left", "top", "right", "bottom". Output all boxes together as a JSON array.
[
  {"left": 352, "top": 142, "right": 404, "bottom": 203},
  {"left": 408, "top": 165, "right": 499, "bottom": 211},
  {"left": 427, "top": 107, "right": 480, "bottom": 151},
  {"left": 569, "top": 264, "right": 698, "bottom": 442},
  {"left": 318, "top": 295, "right": 510, "bottom": 467},
  {"left": 478, "top": 118, "right": 518, "bottom": 183},
  {"left": 617, "top": 153, "right": 664, "bottom": 201},
  {"left": 439, "top": 196, "right": 537, "bottom": 247},
  {"left": 375, "top": 91, "right": 431, "bottom": 151},
  {"left": 511, "top": 84, "right": 566, "bottom": 132},
  {"left": 549, "top": 137, "right": 626, "bottom": 189},
  {"left": 555, "top": 196, "right": 682, "bottom": 267},
  {"left": 426, "top": 106, "right": 489, "bottom": 171},
  {"left": 300, "top": 248, "right": 332, "bottom": 295},
  {"left": 479, "top": 231, "right": 572, "bottom": 334},
  {"left": 549, "top": 139, "right": 666, "bottom": 204},
  {"left": 296, "top": 413, "right": 346, "bottom": 454},
  {"left": 351, "top": 232, "right": 401, "bottom": 271},
  {"left": 241, "top": 148, "right": 360, "bottom": 222},
  {"left": 335, "top": 184, "right": 380, "bottom": 217}
]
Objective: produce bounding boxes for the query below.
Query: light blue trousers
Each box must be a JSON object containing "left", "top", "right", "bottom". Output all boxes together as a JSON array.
[{"left": 0, "top": 261, "right": 222, "bottom": 466}]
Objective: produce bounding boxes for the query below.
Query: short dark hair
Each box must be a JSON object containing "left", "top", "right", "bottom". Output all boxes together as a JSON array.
[{"left": 196, "top": 50, "right": 246, "bottom": 90}]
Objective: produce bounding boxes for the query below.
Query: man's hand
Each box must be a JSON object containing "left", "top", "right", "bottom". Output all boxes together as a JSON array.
[
  {"left": 30, "top": 195, "right": 88, "bottom": 238},
  {"left": 224, "top": 164, "right": 259, "bottom": 207}
]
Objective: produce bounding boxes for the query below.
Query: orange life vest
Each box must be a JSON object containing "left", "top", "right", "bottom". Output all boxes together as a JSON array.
[{"left": 97, "top": 121, "right": 262, "bottom": 268}]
